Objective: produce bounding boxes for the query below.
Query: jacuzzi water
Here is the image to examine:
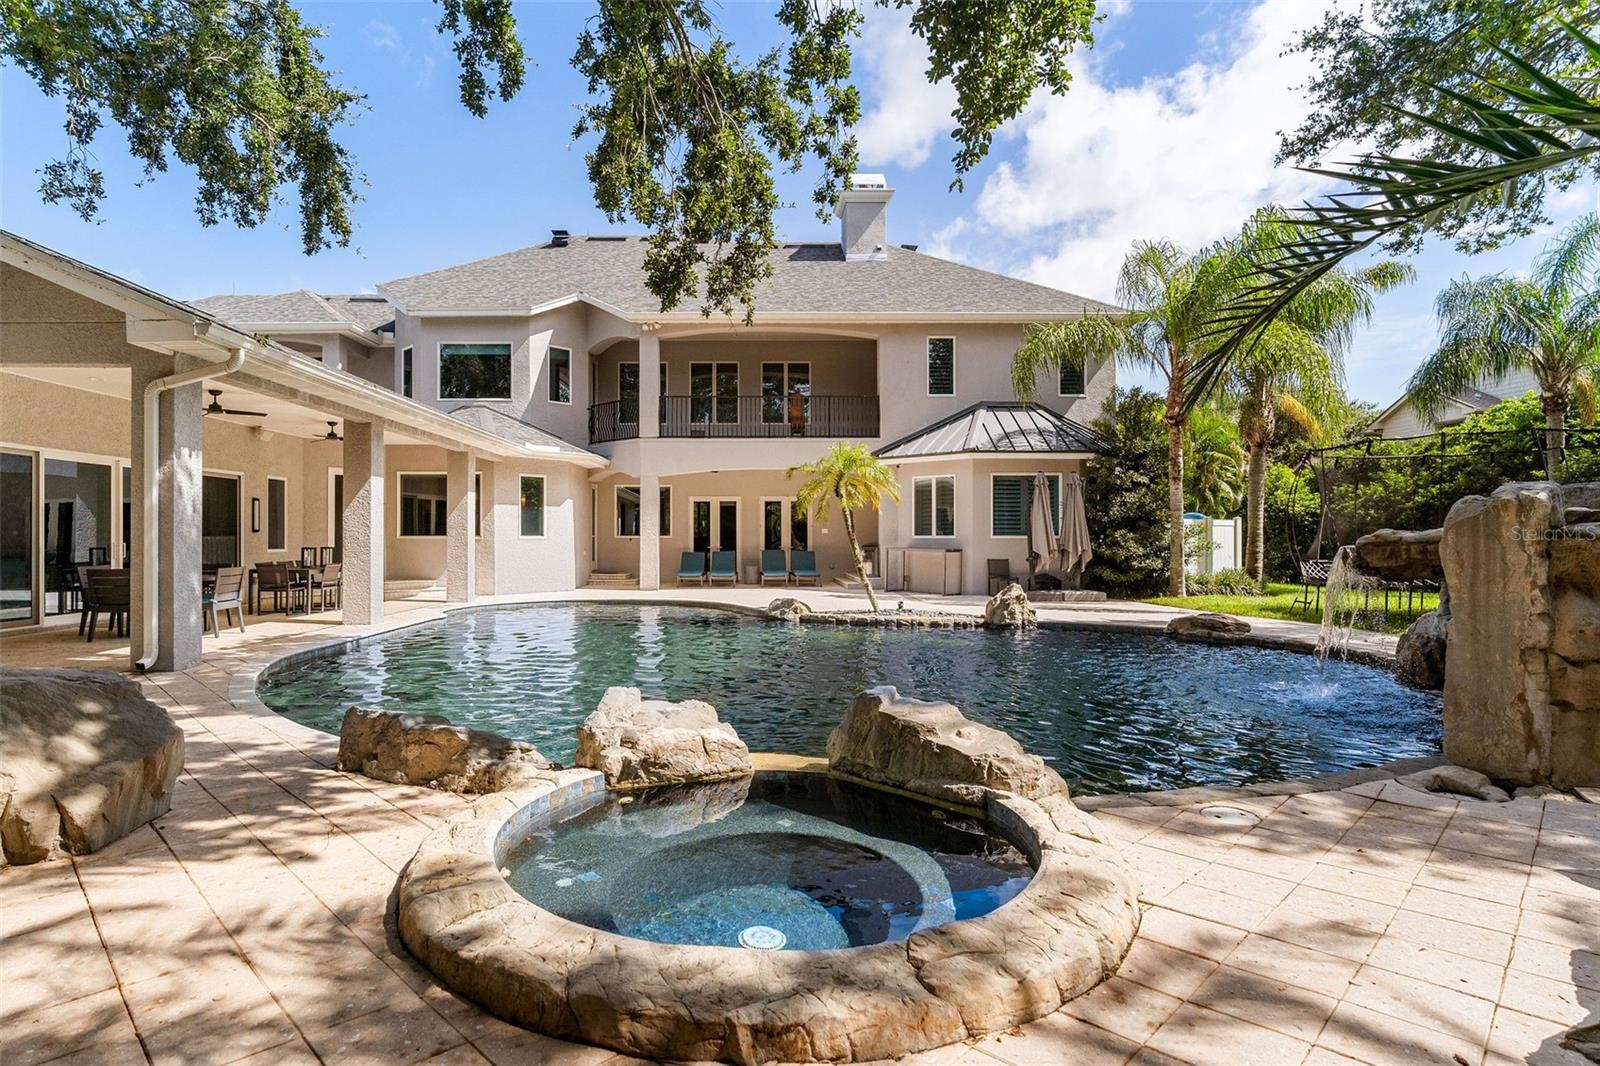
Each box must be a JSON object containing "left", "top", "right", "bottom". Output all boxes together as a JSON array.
[
  {"left": 258, "top": 602, "right": 1442, "bottom": 794},
  {"left": 498, "top": 772, "right": 1034, "bottom": 950}
]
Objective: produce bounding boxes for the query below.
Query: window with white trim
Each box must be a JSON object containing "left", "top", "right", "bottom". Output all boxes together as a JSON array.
[
  {"left": 519, "top": 476, "right": 545, "bottom": 537},
  {"left": 440, "top": 343, "right": 511, "bottom": 399},
  {"left": 992, "top": 474, "right": 1060, "bottom": 538},
  {"left": 616, "top": 485, "right": 641, "bottom": 537},
  {"left": 548, "top": 347, "right": 571, "bottom": 403},
  {"left": 926, "top": 337, "right": 954, "bottom": 396},
  {"left": 399, "top": 474, "right": 448, "bottom": 537},
  {"left": 913, "top": 476, "right": 955, "bottom": 537},
  {"left": 1058, "top": 358, "right": 1086, "bottom": 397},
  {"left": 266, "top": 476, "right": 287, "bottom": 551}
]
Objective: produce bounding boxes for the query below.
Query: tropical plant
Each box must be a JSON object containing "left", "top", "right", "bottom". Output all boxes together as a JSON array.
[
  {"left": 1408, "top": 213, "right": 1600, "bottom": 475},
  {"left": 786, "top": 442, "right": 899, "bottom": 612},
  {"left": 1013, "top": 239, "right": 1248, "bottom": 595},
  {"left": 1222, "top": 212, "right": 1414, "bottom": 581},
  {"left": 1183, "top": 409, "right": 1246, "bottom": 518},
  {"left": 1200, "top": 19, "right": 1600, "bottom": 395},
  {"left": 1080, "top": 388, "right": 1171, "bottom": 598},
  {"left": 1, "top": 0, "right": 1097, "bottom": 316},
  {"left": 1281, "top": 1, "right": 1598, "bottom": 255}
]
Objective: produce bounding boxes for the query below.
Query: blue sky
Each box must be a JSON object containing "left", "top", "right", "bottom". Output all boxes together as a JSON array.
[{"left": 2, "top": 0, "right": 1594, "bottom": 407}]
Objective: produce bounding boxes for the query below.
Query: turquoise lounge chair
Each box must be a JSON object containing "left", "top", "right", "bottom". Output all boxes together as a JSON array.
[
  {"left": 760, "top": 550, "right": 789, "bottom": 585},
  {"left": 789, "top": 550, "right": 820, "bottom": 585},
  {"left": 709, "top": 550, "right": 738, "bottom": 585},
  {"left": 677, "top": 551, "right": 707, "bottom": 585}
]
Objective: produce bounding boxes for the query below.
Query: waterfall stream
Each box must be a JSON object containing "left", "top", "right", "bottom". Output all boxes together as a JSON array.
[{"left": 1315, "top": 545, "right": 1387, "bottom": 664}]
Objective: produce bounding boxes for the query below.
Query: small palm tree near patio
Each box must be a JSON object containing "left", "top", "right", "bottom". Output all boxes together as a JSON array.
[
  {"left": 788, "top": 443, "right": 900, "bottom": 612},
  {"left": 1408, "top": 213, "right": 1600, "bottom": 477}
]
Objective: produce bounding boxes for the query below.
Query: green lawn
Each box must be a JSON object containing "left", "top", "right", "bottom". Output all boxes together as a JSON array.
[{"left": 1142, "top": 582, "right": 1440, "bottom": 635}]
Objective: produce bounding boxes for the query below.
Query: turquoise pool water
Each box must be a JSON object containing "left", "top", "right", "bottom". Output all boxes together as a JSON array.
[{"left": 258, "top": 603, "right": 1442, "bottom": 794}]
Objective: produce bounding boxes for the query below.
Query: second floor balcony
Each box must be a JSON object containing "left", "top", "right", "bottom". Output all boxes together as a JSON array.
[{"left": 590, "top": 393, "right": 879, "bottom": 444}]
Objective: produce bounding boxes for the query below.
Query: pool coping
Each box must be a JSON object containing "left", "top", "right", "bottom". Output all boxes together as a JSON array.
[
  {"left": 395, "top": 766, "right": 1141, "bottom": 1064},
  {"left": 230, "top": 594, "right": 1429, "bottom": 806}
]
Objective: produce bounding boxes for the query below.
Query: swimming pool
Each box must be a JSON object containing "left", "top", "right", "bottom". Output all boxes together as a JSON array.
[{"left": 258, "top": 602, "right": 1441, "bottom": 794}]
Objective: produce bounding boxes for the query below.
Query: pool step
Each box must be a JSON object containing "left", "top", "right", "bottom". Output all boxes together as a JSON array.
[
  {"left": 587, "top": 572, "right": 638, "bottom": 589},
  {"left": 384, "top": 580, "right": 441, "bottom": 599}
]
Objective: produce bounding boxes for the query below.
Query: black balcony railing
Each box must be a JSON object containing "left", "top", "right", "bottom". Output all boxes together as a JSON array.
[{"left": 589, "top": 394, "right": 879, "bottom": 444}]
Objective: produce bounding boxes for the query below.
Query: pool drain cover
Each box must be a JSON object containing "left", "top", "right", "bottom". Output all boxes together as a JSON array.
[
  {"left": 1199, "top": 805, "right": 1260, "bottom": 827},
  {"left": 738, "top": 925, "right": 787, "bottom": 950}
]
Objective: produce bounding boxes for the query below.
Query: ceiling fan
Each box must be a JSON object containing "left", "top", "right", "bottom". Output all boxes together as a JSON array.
[
  {"left": 320, "top": 421, "right": 343, "bottom": 442},
  {"left": 203, "top": 388, "right": 267, "bottom": 418}
]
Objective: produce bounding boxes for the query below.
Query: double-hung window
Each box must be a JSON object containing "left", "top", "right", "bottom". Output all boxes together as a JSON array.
[
  {"left": 401, "top": 347, "right": 414, "bottom": 398},
  {"left": 439, "top": 343, "right": 511, "bottom": 400},
  {"left": 913, "top": 476, "right": 955, "bottom": 538},
  {"left": 992, "top": 474, "right": 1060, "bottom": 537},
  {"left": 519, "top": 476, "right": 544, "bottom": 537},
  {"left": 926, "top": 337, "right": 954, "bottom": 396},
  {"left": 548, "top": 347, "right": 572, "bottom": 403}
]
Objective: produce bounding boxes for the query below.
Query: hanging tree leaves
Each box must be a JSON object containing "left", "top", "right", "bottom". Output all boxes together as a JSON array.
[{"left": 0, "top": 0, "right": 1100, "bottom": 316}]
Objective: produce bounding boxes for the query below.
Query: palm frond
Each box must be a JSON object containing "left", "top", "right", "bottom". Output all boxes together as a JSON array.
[
  {"left": 1011, "top": 316, "right": 1133, "bottom": 400},
  {"left": 1192, "top": 18, "right": 1600, "bottom": 404},
  {"left": 1535, "top": 212, "right": 1600, "bottom": 306}
]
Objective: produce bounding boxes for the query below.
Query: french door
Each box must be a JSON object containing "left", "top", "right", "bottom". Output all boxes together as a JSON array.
[{"left": 692, "top": 499, "right": 739, "bottom": 556}]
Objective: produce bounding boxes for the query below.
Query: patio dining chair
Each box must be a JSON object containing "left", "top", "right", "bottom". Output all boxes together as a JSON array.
[
  {"left": 986, "top": 558, "right": 1012, "bottom": 596},
  {"left": 789, "top": 550, "right": 820, "bottom": 586},
  {"left": 76, "top": 564, "right": 108, "bottom": 636},
  {"left": 256, "top": 562, "right": 304, "bottom": 615},
  {"left": 760, "top": 550, "right": 790, "bottom": 586},
  {"left": 204, "top": 567, "right": 246, "bottom": 637},
  {"left": 676, "top": 551, "right": 708, "bottom": 586},
  {"left": 309, "top": 563, "right": 342, "bottom": 611},
  {"left": 85, "top": 569, "right": 130, "bottom": 642},
  {"left": 1292, "top": 559, "right": 1331, "bottom": 614},
  {"left": 708, "top": 550, "right": 738, "bottom": 585}
]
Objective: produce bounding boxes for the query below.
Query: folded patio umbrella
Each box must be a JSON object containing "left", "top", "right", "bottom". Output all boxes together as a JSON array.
[
  {"left": 1028, "top": 471, "right": 1065, "bottom": 577},
  {"left": 1059, "top": 473, "right": 1093, "bottom": 573}
]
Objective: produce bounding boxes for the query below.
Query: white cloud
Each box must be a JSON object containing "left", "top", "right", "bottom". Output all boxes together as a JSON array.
[
  {"left": 854, "top": 10, "right": 958, "bottom": 170},
  {"left": 367, "top": 17, "right": 439, "bottom": 91},
  {"left": 944, "top": 0, "right": 1345, "bottom": 303}
]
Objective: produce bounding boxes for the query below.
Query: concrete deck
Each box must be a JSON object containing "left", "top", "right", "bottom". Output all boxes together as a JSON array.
[{"left": 4, "top": 592, "right": 1594, "bottom": 1066}]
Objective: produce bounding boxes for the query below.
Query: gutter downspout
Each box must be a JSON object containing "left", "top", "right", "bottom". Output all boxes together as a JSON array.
[{"left": 135, "top": 346, "right": 247, "bottom": 672}]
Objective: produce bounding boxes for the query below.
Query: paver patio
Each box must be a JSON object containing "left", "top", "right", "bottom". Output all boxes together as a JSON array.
[{"left": 3, "top": 591, "right": 1596, "bottom": 1065}]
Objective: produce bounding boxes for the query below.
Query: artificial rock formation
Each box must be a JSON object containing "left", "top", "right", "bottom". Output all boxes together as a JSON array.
[
  {"left": 1165, "top": 612, "right": 1251, "bottom": 639},
  {"left": 0, "top": 667, "right": 184, "bottom": 865},
  {"left": 982, "top": 583, "right": 1037, "bottom": 629},
  {"left": 1394, "top": 600, "right": 1449, "bottom": 690},
  {"left": 827, "top": 686, "right": 1068, "bottom": 806},
  {"left": 1350, "top": 527, "right": 1445, "bottom": 583},
  {"left": 1441, "top": 481, "right": 1600, "bottom": 787},
  {"left": 1397, "top": 764, "right": 1509, "bottom": 803},
  {"left": 766, "top": 597, "right": 812, "bottom": 622},
  {"left": 575, "top": 686, "right": 752, "bottom": 788},
  {"left": 337, "top": 708, "right": 553, "bottom": 793}
]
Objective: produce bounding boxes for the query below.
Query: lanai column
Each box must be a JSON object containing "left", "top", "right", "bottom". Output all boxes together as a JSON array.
[
  {"left": 475, "top": 459, "right": 496, "bottom": 595},
  {"left": 446, "top": 449, "right": 477, "bottom": 603},
  {"left": 129, "top": 353, "right": 205, "bottom": 671},
  {"left": 639, "top": 471, "right": 660, "bottom": 590},
  {"left": 639, "top": 326, "right": 661, "bottom": 438},
  {"left": 343, "top": 419, "right": 385, "bottom": 625}
]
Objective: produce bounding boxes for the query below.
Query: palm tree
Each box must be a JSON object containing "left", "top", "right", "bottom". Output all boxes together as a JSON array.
[
  {"left": 1224, "top": 214, "right": 1414, "bottom": 580},
  {"left": 1408, "top": 213, "right": 1600, "bottom": 476},
  {"left": 1198, "top": 20, "right": 1600, "bottom": 386},
  {"left": 787, "top": 443, "right": 900, "bottom": 611},
  {"left": 1013, "top": 239, "right": 1246, "bottom": 595},
  {"left": 1184, "top": 408, "right": 1246, "bottom": 518}
]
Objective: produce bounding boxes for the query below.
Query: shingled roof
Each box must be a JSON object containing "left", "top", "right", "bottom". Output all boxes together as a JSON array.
[
  {"left": 446, "top": 405, "right": 605, "bottom": 465},
  {"left": 378, "top": 237, "right": 1119, "bottom": 319},
  {"left": 194, "top": 289, "right": 394, "bottom": 336},
  {"left": 875, "top": 402, "right": 1112, "bottom": 460}
]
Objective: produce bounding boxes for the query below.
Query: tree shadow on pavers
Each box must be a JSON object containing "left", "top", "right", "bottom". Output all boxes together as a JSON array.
[{"left": 1531, "top": 833, "right": 1600, "bottom": 1066}]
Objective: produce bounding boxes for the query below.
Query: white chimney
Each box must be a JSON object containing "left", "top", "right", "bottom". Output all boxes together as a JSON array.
[{"left": 837, "top": 173, "right": 892, "bottom": 261}]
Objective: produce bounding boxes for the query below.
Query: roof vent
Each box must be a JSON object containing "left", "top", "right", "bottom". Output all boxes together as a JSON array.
[
  {"left": 901, "top": 244, "right": 919, "bottom": 252},
  {"left": 550, "top": 229, "right": 571, "bottom": 247}
]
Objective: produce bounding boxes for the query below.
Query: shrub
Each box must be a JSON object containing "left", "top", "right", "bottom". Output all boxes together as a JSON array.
[
  {"left": 1187, "top": 568, "right": 1264, "bottom": 596},
  {"left": 1082, "top": 388, "right": 1170, "bottom": 598}
]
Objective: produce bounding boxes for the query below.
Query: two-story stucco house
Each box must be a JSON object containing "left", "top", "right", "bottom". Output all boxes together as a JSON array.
[{"left": 0, "top": 175, "right": 1114, "bottom": 671}]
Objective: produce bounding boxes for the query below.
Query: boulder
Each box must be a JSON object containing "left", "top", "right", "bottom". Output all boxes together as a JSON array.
[
  {"left": 826, "top": 686, "right": 1068, "bottom": 806},
  {"left": 766, "top": 597, "right": 812, "bottom": 622},
  {"left": 1350, "top": 527, "right": 1445, "bottom": 582},
  {"left": 0, "top": 667, "right": 184, "bottom": 865},
  {"left": 1394, "top": 606, "right": 1448, "bottom": 690},
  {"left": 575, "top": 687, "right": 752, "bottom": 788},
  {"left": 983, "top": 583, "right": 1037, "bottom": 629},
  {"left": 1396, "top": 764, "right": 1509, "bottom": 803},
  {"left": 1165, "top": 612, "right": 1251, "bottom": 639},
  {"left": 337, "top": 708, "right": 553, "bottom": 793}
]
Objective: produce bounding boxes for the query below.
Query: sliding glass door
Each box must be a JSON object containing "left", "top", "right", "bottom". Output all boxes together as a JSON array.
[
  {"left": 202, "top": 474, "right": 241, "bottom": 568},
  {"left": 42, "top": 459, "right": 113, "bottom": 614},
  {"left": 0, "top": 451, "right": 35, "bottom": 627}
]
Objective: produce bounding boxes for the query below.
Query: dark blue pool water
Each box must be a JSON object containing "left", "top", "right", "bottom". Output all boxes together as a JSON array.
[
  {"left": 499, "top": 772, "right": 1033, "bottom": 950},
  {"left": 257, "top": 602, "right": 1441, "bottom": 794}
]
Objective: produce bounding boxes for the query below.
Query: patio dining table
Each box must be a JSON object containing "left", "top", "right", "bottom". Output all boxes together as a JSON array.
[{"left": 247, "top": 564, "right": 315, "bottom": 616}]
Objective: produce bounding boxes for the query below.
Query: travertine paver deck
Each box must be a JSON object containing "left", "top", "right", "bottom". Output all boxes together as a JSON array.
[{"left": 3, "top": 592, "right": 1595, "bottom": 1066}]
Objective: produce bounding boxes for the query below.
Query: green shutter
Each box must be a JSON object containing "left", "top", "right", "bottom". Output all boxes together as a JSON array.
[
  {"left": 927, "top": 338, "right": 954, "bottom": 395},
  {"left": 992, "top": 477, "right": 1026, "bottom": 536},
  {"left": 1059, "top": 359, "right": 1085, "bottom": 395}
]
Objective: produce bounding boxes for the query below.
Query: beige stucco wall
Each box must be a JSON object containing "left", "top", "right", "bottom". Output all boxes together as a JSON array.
[
  {"left": 591, "top": 469, "right": 878, "bottom": 585},
  {"left": 880, "top": 455, "right": 1087, "bottom": 595}
]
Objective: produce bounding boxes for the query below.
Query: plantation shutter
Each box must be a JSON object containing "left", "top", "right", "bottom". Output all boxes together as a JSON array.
[
  {"left": 927, "top": 338, "right": 954, "bottom": 395},
  {"left": 1058, "top": 359, "right": 1085, "bottom": 395},
  {"left": 914, "top": 479, "right": 933, "bottom": 537},
  {"left": 992, "top": 477, "right": 1026, "bottom": 536},
  {"left": 934, "top": 477, "right": 955, "bottom": 536},
  {"left": 1047, "top": 476, "right": 1061, "bottom": 534}
]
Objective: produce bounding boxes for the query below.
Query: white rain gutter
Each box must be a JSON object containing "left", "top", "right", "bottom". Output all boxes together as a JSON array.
[{"left": 135, "top": 346, "right": 247, "bottom": 672}]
